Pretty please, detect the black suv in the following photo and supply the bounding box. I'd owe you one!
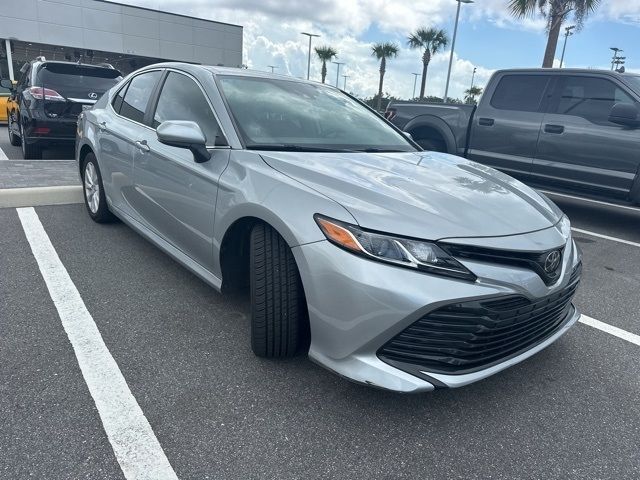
[2,58,122,159]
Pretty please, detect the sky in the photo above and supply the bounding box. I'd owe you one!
[115,0,640,100]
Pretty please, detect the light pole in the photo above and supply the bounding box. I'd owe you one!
[267,65,278,73]
[411,73,421,99]
[332,61,345,87]
[610,47,622,71]
[559,25,575,68]
[342,75,349,90]
[301,32,320,80]
[444,0,473,103]
[470,66,476,91]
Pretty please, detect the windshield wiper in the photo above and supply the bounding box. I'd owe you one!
[351,148,407,153]
[246,144,357,153]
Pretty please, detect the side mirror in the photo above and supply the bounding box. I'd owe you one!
[156,120,211,163]
[609,103,640,128]
[0,78,14,90]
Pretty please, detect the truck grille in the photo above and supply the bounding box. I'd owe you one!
[378,263,581,375]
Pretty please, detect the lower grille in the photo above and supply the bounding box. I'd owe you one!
[378,265,581,375]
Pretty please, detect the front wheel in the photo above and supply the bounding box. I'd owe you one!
[250,223,309,358]
[82,153,115,223]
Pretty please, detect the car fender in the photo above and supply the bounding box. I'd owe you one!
[403,115,458,154]
[212,152,357,277]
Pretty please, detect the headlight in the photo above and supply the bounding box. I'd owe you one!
[314,215,476,281]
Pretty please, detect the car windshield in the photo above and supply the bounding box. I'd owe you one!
[37,64,122,99]
[218,75,416,152]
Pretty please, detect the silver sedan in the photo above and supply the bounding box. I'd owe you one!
[76,63,582,393]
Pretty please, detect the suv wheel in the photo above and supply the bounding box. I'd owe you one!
[20,122,41,159]
[82,153,115,223]
[8,113,20,146]
[249,223,309,358]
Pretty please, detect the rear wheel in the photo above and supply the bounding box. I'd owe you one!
[416,138,446,152]
[82,153,115,223]
[7,113,20,146]
[20,122,41,159]
[249,223,309,358]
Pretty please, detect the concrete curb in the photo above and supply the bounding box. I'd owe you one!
[0,185,83,208]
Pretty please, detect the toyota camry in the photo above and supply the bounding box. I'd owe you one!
[76,63,582,393]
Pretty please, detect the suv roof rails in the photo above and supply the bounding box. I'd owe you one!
[95,62,116,69]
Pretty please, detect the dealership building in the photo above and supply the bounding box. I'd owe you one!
[0,0,243,82]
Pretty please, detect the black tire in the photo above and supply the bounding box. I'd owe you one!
[82,153,116,223]
[20,122,41,159]
[250,223,309,358]
[8,113,20,146]
[416,138,446,152]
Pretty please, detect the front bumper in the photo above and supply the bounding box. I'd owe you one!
[293,233,581,393]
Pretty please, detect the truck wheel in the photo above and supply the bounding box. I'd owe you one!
[416,138,446,153]
[250,223,309,358]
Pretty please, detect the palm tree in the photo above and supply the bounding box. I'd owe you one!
[407,28,448,100]
[464,86,483,104]
[508,0,600,68]
[371,42,399,111]
[314,46,338,83]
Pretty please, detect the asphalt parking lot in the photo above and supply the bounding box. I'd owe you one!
[1,129,639,479]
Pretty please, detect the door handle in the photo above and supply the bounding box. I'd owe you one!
[135,140,150,153]
[544,124,564,134]
[478,117,494,126]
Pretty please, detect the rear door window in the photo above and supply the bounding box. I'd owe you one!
[490,75,551,112]
[551,75,636,125]
[119,71,162,124]
[37,64,122,100]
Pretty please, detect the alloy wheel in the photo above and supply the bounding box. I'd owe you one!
[84,162,100,214]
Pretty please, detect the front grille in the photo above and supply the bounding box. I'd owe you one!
[441,243,565,286]
[378,264,581,375]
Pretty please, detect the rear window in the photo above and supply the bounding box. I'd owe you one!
[36,64,122,98]
[490,75,551,112]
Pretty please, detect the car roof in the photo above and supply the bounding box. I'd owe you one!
[134,62,333,87]
[492,67,631,77]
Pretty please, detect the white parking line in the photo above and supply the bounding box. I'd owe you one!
[541,190,640,213]
[17,207,178,480]
[0,145,8,160]
[572,227,640,249]
[580,315,640,347]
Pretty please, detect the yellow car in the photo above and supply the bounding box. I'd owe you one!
[0,80,15,123]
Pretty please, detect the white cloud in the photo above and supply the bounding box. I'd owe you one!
[111,0,640,100]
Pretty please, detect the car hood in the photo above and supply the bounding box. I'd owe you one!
[260,151,563,240]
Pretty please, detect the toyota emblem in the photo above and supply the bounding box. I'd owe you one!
[88,92,98,99]
[544,250,562,274]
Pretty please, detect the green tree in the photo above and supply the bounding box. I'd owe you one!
[508,0,600,68]
[314,45,338,83]
[371,42,399,111]
[407,27,448,100]
[464,86,483,104]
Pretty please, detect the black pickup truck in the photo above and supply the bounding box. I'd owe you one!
[386,68,640,205]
